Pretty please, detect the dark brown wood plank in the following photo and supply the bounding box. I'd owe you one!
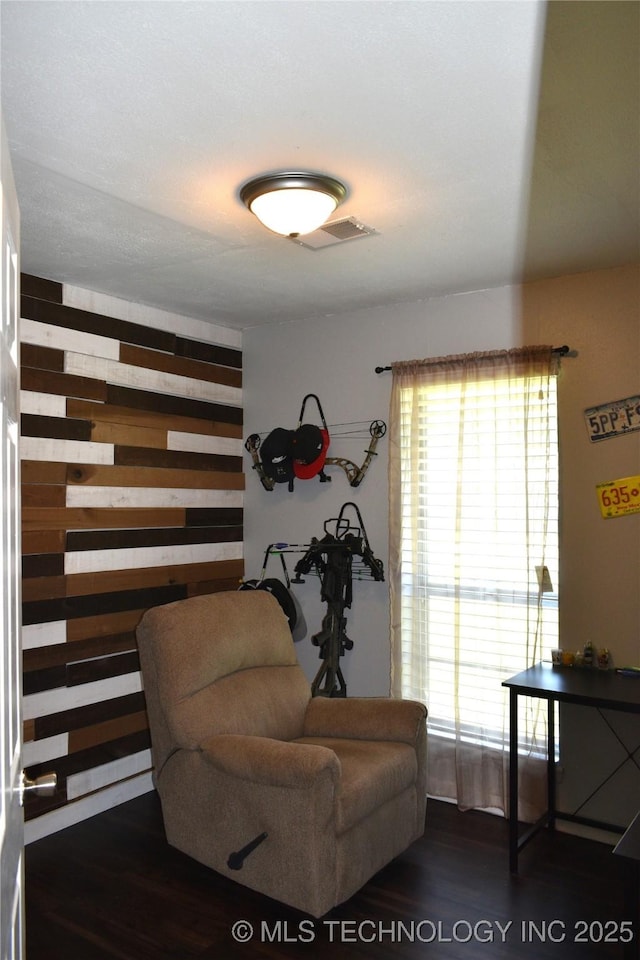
[21,342,65,372]
[21,295,175,352]
[23,632,137,672]
[175,335,242,370]
[108,384,243,426]
[22,583,187,626]
[22,554,65,579]
[66,524,243,552]
[114,444,243,473]
[20,367,108,401]
[23,644,140,695]
[33,691,146,740]
[21,274,63,302]
[185,507,243,527]
[23,664,67,696]
[67,651,140,687]
[120,343,242,389]
[24,651,140,694]
[21,413,92,441]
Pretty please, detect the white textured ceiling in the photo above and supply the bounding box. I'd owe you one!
[1,1,638,330]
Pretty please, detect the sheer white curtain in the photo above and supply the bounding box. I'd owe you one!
[389,346,560,821]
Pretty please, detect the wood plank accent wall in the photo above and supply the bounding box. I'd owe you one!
[20,274,244,842]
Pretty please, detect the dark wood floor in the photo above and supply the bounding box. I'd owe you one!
[25,792,634,960]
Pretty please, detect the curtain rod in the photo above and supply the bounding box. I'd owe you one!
[374,345,571,374]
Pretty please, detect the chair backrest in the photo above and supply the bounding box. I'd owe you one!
[137,591,311,773]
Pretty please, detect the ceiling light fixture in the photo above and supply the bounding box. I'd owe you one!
[240,172,347,238]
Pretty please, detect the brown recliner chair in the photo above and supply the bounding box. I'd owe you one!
[136,590,427,917]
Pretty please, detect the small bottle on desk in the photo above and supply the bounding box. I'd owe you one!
[583,640,594,668]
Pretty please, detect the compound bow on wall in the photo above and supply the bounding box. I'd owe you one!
[245,418,387,491]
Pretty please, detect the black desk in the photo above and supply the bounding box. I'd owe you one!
[502,662,640,873]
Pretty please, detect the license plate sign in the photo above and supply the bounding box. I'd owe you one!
[585,395,640,442]
[596,475,640,518]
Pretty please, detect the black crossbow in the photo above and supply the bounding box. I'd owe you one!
[244,418,386,490]
[292,503,384,697]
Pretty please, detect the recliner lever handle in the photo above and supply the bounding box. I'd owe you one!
[227,832,268,870]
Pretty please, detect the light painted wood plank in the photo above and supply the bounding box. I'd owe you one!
[22,621,67,650]
[21,316,120,360]
[22,506,185,531]
[65,352,241,406]
[167,430,243,456]
[23,672,143,722]
[20,437,115,465]
[66,486,244,509]
[66,749,152,801]
[66,463,243,489]
[20,390,66,417]
[24,770,154,843]
[67,398,243,439]
[23,734,69,767]
[63,284,242,349]
[64,540,243,575]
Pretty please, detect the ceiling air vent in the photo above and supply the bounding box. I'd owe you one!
[292,216,377,250]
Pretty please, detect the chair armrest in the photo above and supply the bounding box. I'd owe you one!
[302,697,427,746]
[200,733,340,788]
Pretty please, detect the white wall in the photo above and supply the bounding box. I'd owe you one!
[244,263,640,825]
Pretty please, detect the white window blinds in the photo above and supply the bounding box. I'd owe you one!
[389,347,560,817]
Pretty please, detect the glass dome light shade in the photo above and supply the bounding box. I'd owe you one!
[240,173,347,238]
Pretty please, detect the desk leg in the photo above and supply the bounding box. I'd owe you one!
[547,698,555,831]
[509,687,519,873]
[622,858,639,960]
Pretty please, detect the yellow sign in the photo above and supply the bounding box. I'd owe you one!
[596,475,640,518]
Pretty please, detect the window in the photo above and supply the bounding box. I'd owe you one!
[389,347,560,816]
